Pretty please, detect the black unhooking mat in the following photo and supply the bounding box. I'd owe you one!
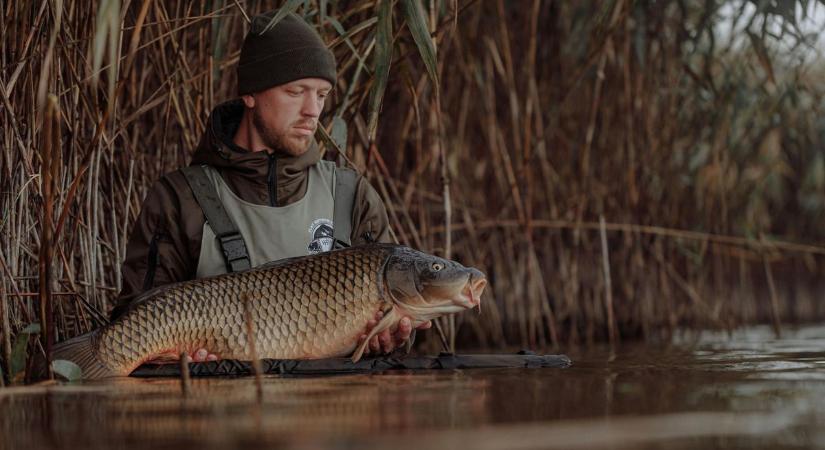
[130,351,571,377]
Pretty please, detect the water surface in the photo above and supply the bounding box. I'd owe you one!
[2,325,824,449]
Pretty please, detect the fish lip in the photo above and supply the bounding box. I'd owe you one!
[455,276,487,308]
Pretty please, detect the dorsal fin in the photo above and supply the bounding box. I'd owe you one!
[120,280,186,317]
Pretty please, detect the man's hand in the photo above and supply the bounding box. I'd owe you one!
[359,311,432,355]
[144,348,218,364]
[190,348,218,362]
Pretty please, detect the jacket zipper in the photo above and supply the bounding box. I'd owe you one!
[267,153,278,206]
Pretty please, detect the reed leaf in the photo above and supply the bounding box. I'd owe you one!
[10,324,39,384]
[211,0,230,65]
[259,0,304,34]
[316,121,343,156]
[35,0,63,111]
[331,115,348,154]
[368,0,394,141]
[401,0,439,90]
[91,0,121,100]
[51,360,83,382]
[325,15,372,74]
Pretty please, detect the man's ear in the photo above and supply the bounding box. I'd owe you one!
[241,94,255,108]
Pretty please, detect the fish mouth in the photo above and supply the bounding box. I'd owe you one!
[455,273,487,309]
[389,267,488,320]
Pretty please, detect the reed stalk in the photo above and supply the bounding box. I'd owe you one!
[599,216,617,346]
[761,237,783,338]
[1,286,8,387]
[38,95,60,378]
[179,352,191,397]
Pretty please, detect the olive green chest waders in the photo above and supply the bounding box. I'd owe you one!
[181,160,358,278]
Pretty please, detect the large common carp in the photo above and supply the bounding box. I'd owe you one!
[53,244,487,379]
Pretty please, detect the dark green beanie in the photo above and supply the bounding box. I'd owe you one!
[237,12,336,95]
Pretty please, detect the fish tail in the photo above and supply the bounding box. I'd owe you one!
[53,331,116,379]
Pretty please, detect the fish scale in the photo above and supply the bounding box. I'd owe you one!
[85,246,391,376]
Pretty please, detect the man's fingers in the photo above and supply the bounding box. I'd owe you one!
[191,348,218,362]
[394,317,412,343]
[362,312,424,355]
[193,348,208,362]
[379,329,393,353]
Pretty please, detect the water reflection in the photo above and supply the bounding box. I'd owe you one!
[3,325,825,449]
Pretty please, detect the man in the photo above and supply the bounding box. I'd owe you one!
[112,11,429,361]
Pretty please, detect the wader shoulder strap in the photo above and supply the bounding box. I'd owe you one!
[332,166,358,248]
[181,165,251,273]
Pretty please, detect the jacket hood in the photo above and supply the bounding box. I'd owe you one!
[190,99,321,184]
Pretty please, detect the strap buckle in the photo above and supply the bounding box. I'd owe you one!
[217,232,251,272]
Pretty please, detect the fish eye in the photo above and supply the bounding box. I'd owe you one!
[431,263,444,271]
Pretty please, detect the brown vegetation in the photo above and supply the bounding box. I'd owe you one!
[1,0,824,383]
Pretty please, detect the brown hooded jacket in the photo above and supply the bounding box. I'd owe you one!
[111,100,391,319]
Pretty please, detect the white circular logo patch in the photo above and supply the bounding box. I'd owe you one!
[308,218,334,254]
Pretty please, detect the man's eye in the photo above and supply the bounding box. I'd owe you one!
[287,90,302,96]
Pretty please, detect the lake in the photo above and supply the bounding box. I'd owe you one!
[2,324,824,449]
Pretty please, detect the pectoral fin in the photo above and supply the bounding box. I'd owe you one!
[351,308,400,363]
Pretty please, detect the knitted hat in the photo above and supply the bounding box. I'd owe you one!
[237,12,336,95]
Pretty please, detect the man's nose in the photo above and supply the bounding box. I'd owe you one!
[301,92,323,117]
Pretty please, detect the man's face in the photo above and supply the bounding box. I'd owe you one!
[246,78,332,156]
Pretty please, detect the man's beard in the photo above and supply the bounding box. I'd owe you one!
[252,110,312,156]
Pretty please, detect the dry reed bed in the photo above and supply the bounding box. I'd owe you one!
[1,0,824,382]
